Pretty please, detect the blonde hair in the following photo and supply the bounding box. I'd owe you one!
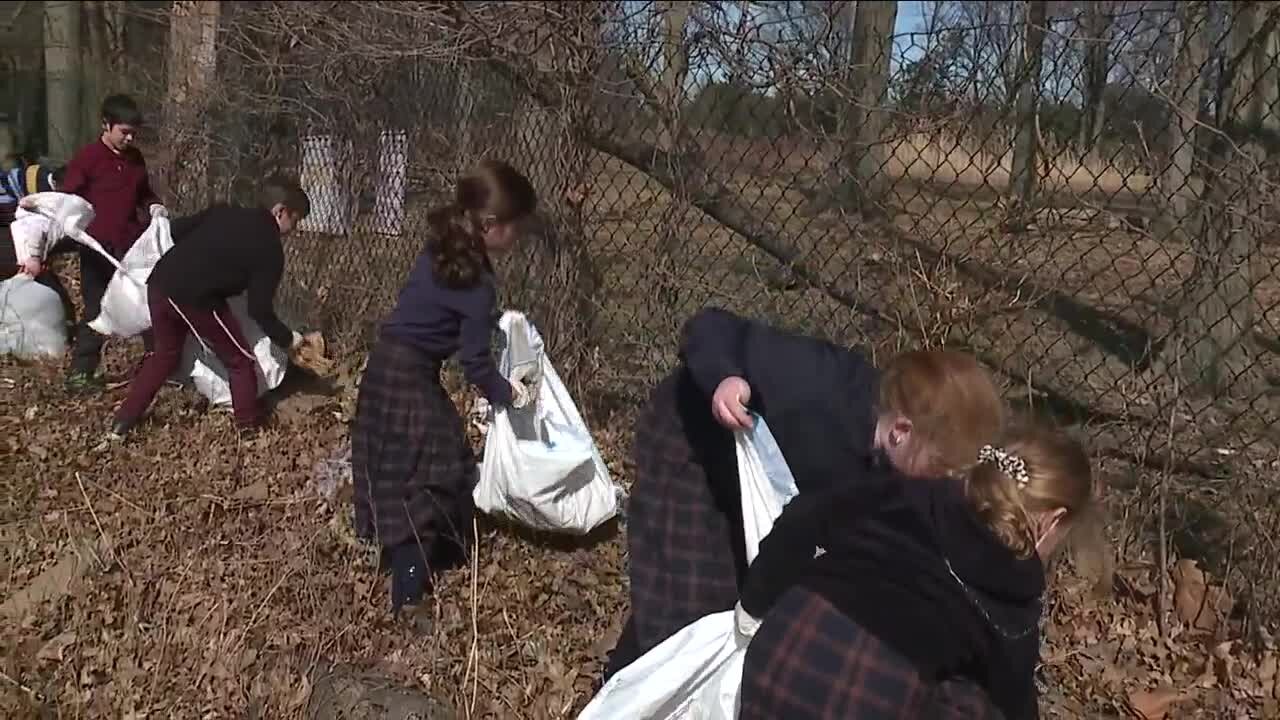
[878,350,1005,478]
[966,423,1100,561]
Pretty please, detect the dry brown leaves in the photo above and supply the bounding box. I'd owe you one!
[0,349,1274,718]
[291,332,335,377]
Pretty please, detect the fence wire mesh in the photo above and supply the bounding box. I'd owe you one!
[130,0,1280,608]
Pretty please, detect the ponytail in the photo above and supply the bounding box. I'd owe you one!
[964,424,1098,563]
[426,202,488,289]
[425,161,537,290]
[966,461,1039,558]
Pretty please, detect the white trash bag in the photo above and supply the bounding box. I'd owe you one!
[0,276,67,359]
[88,215,173,338]
[474,311,620,534]
[176,295,289,406]
[16,192,96,251]
[577,415,799,720]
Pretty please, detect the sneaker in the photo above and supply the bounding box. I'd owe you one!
[65,371,105,394]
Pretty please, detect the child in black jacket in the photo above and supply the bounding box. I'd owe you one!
[111,176,311,438]
[735,424,1102,720]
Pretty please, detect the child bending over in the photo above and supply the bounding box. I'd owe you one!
[110,175,311,440]
[735,423,1105,720]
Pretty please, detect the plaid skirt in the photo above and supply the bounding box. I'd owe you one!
[741,588,1007,720]
[609,368,745,676]
[351,334,476,555]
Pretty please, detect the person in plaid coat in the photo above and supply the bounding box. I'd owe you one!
[606,309,1006,677]
[351,159,538,613]
[734,424,1102,719]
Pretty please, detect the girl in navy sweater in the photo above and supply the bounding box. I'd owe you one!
[734,423,1104,719]
[607,309,1007,677]
[352,160,537,612]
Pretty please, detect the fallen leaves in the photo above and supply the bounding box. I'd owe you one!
[291,332,334,376]
[1172,559,1233,635]
[0,539,99,620]
[1,354,1275,718]
[36,632,78,664]
[1126,685,1185,719]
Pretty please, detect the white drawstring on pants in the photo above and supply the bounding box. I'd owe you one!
[167,299,255,361]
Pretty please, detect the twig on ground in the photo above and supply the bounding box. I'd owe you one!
[75,472,131,579]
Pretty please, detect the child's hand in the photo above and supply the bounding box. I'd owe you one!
[509,379,531,409]
[18,196,37,211]
[712,376,753,431]
[18,257,42,277]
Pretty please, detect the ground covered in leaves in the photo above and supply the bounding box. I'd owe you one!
[0,346,1276,719]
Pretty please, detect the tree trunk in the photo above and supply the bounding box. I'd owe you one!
[1157,1,1208,241]
[1077,3,1112,156]
[164,0,220,210]
[654,0,693,326]
[1162,3,1275,397]
[43,0,82,161]
[82,1,115,144]
[1258,24,1280,135]
[501,5,600,380]
[1006,0,1048,230]
[839,0,898,216]
[1169,141,1265,397]
[1225,2,1280,135]
[657,0,692,152]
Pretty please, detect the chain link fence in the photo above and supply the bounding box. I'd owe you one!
[138,1,1280,609]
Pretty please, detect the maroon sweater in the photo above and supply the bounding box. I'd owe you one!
[62,140,159,254]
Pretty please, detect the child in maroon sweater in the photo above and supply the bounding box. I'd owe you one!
[62,94,166,392]
[110,176,310,440]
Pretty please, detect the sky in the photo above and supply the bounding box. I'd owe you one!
[893,1,932,69]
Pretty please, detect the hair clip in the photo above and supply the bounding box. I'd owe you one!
[978,445,1031,488]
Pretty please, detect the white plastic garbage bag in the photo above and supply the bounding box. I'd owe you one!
[88,215,173,338]
[576,415,799,720]
[16,192,96,254]
[474,311,620,534]
[177,295,289,406]
[0,275,67,359]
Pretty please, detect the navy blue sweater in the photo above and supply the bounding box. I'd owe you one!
[382,251,512,406]
[678,308,881,494]
[741,474,1045,720]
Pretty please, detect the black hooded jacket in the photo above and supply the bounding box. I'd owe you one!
[740,471,1045,719]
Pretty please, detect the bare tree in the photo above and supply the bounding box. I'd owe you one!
[1158,0,1207,230]
[657,0,693,150]
[43,0,82,161]
[1164,1,1269,397]
[839,0,898,215]
[1076,2,1113,155]
[163,0,220,207]
[1225,2,1280,135]
[1006,0,1048,227]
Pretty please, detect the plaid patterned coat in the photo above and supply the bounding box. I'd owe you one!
[351,335,476,558]
[607,368,746,678]
[740,587,1010,720]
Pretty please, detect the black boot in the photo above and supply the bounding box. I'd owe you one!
[389,542,430,612]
